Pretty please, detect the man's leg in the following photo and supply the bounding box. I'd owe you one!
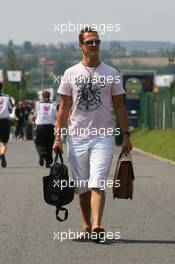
[0,119,10,167]
[89,136,113,230]
[0,142,7,155]
[45,126,55,167]
[68,137,91,230]
[15,123,20,139]
[35,126,47,166]
[79,190,92,229]
[0,142,7,167]
[91,188,105,229]
[18,123,23,140]
[35,126,43,165]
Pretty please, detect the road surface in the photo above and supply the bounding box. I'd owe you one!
[0,140,175,264]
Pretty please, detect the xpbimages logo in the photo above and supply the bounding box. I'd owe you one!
[53,74,121,85]
[53,178,120,191]
[53,21,120,35]
[53,229,121,243]
[54,127,121,138]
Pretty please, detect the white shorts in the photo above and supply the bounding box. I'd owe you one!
[67,136,113,194]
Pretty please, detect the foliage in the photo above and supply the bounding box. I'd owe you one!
[131,129,175,161]
[1,41,175,102]
[3,82,27,104]
[3,48,29,103]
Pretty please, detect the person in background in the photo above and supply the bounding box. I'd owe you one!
[15,101,26,140]
[33,90,57,168]
[0,83,13,167]
[22,101,32,140]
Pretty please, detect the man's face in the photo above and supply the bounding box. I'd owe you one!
[79,32,100,57]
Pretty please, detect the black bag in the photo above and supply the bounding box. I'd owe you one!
[43,152,74,222]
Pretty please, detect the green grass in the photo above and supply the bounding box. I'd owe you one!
[131,129,175,161]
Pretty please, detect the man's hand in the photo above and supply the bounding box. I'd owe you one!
[122,135,132,153]
[53,138,63,154]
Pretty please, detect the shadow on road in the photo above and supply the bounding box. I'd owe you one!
[72,238,175,245]
[110,239,175,244]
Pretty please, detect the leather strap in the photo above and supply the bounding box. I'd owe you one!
[54,152,63,164]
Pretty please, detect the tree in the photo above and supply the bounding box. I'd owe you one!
[23,41,33,53]
[54,55,71,75]
[3,48,28,103]
[168,48,175,64]
[4,48,21,70]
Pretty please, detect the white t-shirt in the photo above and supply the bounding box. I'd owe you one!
[57,62,125,138]
[0,94,12,118]
[34,101,57,125]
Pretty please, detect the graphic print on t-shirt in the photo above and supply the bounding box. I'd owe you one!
[76,75,105,112]
[43,104,50,114]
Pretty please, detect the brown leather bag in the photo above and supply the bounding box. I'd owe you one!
[113,152,135,200]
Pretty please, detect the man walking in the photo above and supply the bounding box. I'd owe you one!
[15,101,26,140]
[33,90,57,168]
[53,27,132,242]
[0,83,13,167]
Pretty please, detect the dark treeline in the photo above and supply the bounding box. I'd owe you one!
[1,40,175,102]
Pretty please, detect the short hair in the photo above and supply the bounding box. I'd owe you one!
[42,90,50,99]
[79,27,98,43]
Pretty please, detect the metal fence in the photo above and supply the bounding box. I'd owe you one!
[139,86,175,129]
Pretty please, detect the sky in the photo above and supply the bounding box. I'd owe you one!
[0,0,174,44]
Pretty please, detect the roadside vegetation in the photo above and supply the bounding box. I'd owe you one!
[131,129,175,161]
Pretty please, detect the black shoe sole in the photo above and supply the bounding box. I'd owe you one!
[39,153,45,166]
[39,159,44,166]
[91,228,106,243]
[1,155,7,168]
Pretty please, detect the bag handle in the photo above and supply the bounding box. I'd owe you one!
[119,151,128,159]
[121,148,130,154]
[54,151,63,164]
[119,150,132,162]
[56,206,68,222]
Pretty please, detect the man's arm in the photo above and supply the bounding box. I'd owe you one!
[53,95,71,153]
[32,104,38,124]
[112,95,132,152]
[8,97,13,113]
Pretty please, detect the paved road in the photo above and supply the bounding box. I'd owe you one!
[0,140,175,264]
